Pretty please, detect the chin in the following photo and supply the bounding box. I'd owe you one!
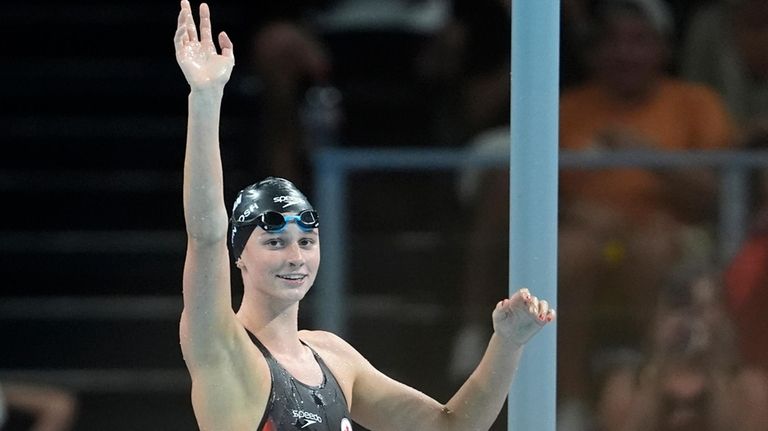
[271,282,313,302]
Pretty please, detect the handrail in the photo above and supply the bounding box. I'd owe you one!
[311,147,768,336]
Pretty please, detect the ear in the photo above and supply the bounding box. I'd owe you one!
[235,257,245,269]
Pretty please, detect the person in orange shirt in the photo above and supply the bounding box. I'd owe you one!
[557,0,735,423]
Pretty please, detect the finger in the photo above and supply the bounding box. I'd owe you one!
[519,288,531,304]
[506,288,530,308]
[183,0,198,43]
[537,300,549,321]
[174,21,189,52]
[177,4,186,30]
[199,3,215,54]
[495,298,509,311]
[528,295,539,315]
[545,308,556,322]
[219,31,234,61]
[175,3,190,47]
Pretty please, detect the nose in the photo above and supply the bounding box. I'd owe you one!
[285,242,305,267]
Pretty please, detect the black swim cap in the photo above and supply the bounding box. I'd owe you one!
[230,177,315,260]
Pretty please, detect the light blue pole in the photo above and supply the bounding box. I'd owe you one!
[508,1,559,431]
[312,152,349,337]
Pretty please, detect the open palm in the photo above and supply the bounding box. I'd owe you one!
[174,0,234,90]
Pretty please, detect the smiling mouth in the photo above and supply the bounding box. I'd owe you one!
[277,274,308,281]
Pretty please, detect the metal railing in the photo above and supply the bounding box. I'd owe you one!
[311,147,768,335]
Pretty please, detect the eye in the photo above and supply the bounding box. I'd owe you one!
[298,238,316,248]
[263,238,284,248]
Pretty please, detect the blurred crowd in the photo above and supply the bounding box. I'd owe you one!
[237,0,768,430]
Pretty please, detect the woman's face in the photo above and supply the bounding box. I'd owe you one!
[239,222,320,303]
[591,12,667,98]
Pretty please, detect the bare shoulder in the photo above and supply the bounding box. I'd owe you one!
[299,329,364,361]
[299,330,364,409]
[298,330,375,380]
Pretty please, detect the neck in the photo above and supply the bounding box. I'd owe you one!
[236,291,305,356]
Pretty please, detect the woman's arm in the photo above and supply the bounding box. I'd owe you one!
[174,0,238,365]
[348,289,554,431]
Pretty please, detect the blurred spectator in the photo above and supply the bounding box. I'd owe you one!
[723,133,768,374]
[0,382,77,431]
[445,0,598,387]
[447,5,736,428]
[561,0,593,89]
[557,0,734,419]
[245,1,336,190]
[248,0,517,186]
[595,266,768,431]
[724,209,768,374]
[447,127,510,385]
[417,0,510,146]
[680,0,768,132]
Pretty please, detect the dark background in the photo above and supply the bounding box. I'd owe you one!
[1,1,469,429]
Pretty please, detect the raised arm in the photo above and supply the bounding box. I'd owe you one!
[174,0,237,363]
[348,288,554,431]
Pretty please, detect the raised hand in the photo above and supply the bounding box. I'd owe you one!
[174,0,234,90]
[492,288,555,347]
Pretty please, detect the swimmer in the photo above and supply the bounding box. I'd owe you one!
[174,2,556,430]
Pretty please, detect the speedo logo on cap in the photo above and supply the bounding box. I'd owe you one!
[274,195,304,208]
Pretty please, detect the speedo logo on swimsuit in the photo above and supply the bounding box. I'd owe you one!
[292,409,322,428]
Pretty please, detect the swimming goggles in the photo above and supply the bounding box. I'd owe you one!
[251,210,319,233]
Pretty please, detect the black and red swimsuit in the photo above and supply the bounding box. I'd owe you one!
[247,331,354,431]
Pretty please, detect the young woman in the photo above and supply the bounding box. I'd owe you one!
[173,1,555,430]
